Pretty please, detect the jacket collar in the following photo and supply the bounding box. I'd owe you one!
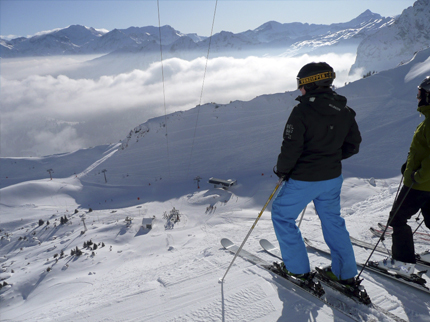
[295,88,334,103]
[418,104,430,117]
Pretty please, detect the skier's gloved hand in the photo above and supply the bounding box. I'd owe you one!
[273,166,290,181]
[401,162,406,175]
[411,171,419,184]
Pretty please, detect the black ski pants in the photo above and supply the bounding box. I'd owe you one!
[389,185,430,263]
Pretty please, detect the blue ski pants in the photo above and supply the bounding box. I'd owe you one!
[271,175,357,280]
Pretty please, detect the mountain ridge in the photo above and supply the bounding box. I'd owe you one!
[351,0,430,74]
[0,9,391,60]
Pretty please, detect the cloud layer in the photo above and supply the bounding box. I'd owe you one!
[1,53,359,157]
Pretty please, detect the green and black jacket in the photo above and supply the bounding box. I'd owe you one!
[404,104,430,191]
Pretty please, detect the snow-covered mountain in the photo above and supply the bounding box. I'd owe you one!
[1,44,430,321]
[4,0,430,78]
[351,0,430,75]
[20,10,399,80]
[1,10,394,68]
[280,10,395,57]
[0,25,106,57]
[0,25,204,58]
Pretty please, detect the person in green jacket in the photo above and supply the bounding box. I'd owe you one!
[378,76,430,276]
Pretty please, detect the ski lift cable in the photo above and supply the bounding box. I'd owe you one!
[157,0,172,179]
[186,0,218,177]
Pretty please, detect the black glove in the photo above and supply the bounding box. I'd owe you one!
[401,162,406,175]
[273,166,290,181]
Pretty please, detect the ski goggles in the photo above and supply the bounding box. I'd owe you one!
[297,71,336,89]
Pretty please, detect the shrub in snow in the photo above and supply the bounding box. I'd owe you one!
[60,216,69,225]
[38,219,44,226]
[74,247,83,256]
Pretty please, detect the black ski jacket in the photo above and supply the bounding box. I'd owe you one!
[276,88,361,181]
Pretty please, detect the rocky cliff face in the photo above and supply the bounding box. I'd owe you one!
[350,0,430,76]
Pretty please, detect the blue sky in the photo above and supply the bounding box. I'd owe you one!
[0,0,417,39]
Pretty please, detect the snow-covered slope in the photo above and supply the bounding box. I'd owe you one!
[2,169,429,322]
[58,47,430,199]
[2,6,430,322]
[1,70,430,322]
[351,0,430,75]
[2,46,429,193]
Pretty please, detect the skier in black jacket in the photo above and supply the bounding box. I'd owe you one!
[272,62,362,284]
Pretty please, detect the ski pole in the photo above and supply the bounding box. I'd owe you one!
[220,176,284,282]
[297,205,307,229]
[413,216,425,236]
[380,182,415,241]
[357,183,414,279]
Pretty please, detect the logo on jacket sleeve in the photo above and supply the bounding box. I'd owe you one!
[285,124,294,139]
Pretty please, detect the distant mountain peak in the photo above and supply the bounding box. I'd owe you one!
[357,9,380,18]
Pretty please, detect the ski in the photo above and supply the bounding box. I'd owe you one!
[223,238,405,322]
[370,227,392,237]
[303,238,430,295]
[259,238,282,260]
[377,222,430,240]
[221,238,324,298]
[349,235,391,255]
[371,226,430,242]
[260,240,372,305]
[349,235,430,269]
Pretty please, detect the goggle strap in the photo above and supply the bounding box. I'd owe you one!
[297,71,336,88]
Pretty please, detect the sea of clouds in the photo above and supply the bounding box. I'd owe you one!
[0,53,361,157]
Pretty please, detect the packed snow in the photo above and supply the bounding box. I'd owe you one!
[2,4,430,321]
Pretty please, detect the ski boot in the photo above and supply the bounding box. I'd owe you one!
[371,258,427,286]
[315,266,371,305]
[269,262,325,297]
